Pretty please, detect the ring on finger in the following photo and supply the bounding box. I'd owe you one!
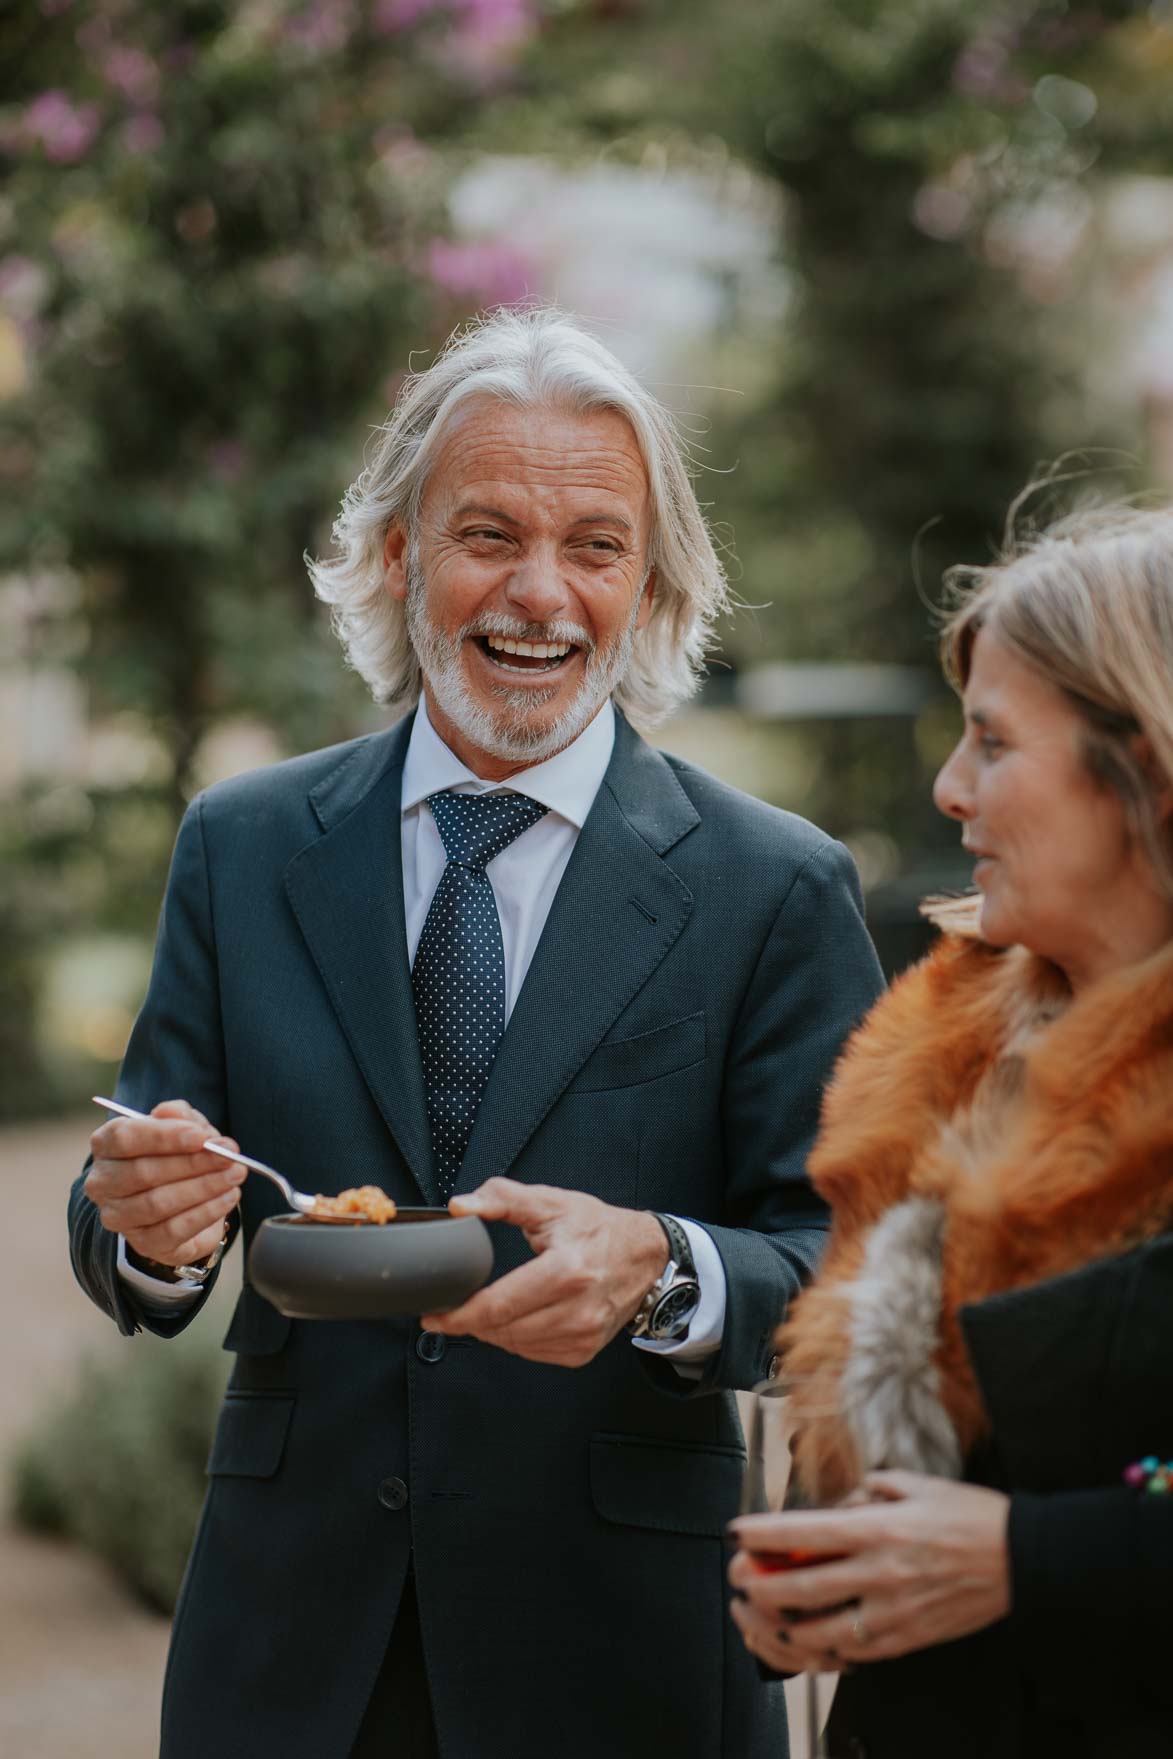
[851,1612,871,1645]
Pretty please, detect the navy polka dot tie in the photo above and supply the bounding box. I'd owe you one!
[412,790,549,1196]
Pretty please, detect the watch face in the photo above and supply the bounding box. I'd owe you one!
[649,1281,701,1340]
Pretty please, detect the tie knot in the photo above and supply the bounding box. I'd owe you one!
[427,790,549,872]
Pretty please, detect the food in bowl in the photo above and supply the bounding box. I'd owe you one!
[310,1185,398,1224]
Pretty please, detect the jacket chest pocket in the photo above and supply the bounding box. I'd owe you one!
[568,1012,705,1094]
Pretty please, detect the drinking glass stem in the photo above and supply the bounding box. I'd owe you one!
[807,1671,826,1758]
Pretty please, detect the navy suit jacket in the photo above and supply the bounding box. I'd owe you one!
[69,709,883,1759]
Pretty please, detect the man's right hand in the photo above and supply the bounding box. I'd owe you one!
[86,1099,245,1271]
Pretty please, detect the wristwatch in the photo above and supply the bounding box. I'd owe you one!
[628,1213,702,1342]
[128,1219,230,1287]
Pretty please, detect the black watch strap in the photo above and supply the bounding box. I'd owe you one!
[652,1212,696,1279]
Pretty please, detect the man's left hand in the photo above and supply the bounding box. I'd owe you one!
[420,1178,668,1366]
[727,1473,1011,1673]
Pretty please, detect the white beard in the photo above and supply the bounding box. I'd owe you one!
[403,549,643,765]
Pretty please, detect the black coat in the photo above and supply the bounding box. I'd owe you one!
[68,711,883,1759]
[826,1234,1173,1759]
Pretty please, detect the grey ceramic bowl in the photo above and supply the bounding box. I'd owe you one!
[247,1209,494,1320]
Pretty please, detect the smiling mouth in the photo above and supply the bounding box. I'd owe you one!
[472,634,584,675]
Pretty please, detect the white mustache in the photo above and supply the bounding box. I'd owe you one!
[460,611,595,653]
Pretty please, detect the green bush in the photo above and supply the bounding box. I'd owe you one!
[10,1327,228,1615]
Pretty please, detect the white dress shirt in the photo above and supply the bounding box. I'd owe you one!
[119,696,727,1371]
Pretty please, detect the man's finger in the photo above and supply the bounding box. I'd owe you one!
[86,1143,243,1203]
[90,1116,215,1163]
[125,1186,241,1261]
[96,1163,246,1232]
[423,1252,582,1334]
[448,1178,568,1229]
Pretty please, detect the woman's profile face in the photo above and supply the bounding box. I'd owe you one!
[933,626,1139,970]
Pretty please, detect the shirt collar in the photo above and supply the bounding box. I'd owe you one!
[400,695,616,832]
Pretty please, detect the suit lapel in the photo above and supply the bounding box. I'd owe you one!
[283,717,440,1203]
[454,717,700,1192]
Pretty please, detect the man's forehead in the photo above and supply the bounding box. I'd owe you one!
[425,400,649,508]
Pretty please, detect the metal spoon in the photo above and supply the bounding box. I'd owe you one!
[91,1096,360,1223]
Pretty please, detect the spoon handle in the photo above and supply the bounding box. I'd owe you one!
[202,1139,307,1210]
[92,1095,154,1123]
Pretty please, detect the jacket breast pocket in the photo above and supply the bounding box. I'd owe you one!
[589,1432,745,1537]
[569,1012,705,1094]
[207,1391,295,1479]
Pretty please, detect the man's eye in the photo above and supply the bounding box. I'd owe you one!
[466,529,508,543]
[978,734,1004,755]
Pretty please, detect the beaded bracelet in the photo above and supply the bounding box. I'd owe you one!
[1123,1457,1173,1493]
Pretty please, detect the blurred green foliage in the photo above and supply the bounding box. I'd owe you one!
[0,0,522,1116]
[5,0,1173,1109]
[10,1327,229,1614]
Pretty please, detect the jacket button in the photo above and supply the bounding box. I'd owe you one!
[378,1476,408,1511]
[416,1330,447,1363]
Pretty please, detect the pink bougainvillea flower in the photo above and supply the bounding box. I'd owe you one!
[23,90,101,163]
[426,238,536,307]
[102,45,159,104]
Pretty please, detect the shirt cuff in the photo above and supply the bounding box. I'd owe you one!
[630,1216,726,1376]
[116,1234,204,1314]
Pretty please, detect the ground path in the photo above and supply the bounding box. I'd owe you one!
[0,1116,229,1758]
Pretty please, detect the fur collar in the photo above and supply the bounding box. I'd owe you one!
[783,932,1173,1503]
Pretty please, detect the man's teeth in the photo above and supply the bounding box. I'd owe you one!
[484,636,573,658]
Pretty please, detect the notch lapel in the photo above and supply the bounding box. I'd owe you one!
[454,719,700,1192]
[283,717,440,1204]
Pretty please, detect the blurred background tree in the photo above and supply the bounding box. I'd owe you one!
[0,0,507,1113]
[5,0,1173,1115]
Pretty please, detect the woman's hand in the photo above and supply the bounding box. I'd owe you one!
[728,1472,1011,1673]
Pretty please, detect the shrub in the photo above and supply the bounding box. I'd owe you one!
[10,1327,228,1615]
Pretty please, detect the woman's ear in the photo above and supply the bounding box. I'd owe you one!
[1132,733,1173,824]
[383,523,408,603]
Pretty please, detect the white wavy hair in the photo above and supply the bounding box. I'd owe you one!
[306,305,731,725]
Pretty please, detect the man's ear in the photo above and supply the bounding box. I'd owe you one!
[634,566,656,632]
[383,523,409,603]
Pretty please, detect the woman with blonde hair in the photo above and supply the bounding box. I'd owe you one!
[729,503,1173,1759]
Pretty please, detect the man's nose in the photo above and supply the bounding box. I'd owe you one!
[932,742,973,822]
[503,551,571,623]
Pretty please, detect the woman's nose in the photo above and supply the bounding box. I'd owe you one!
[933,743,973,822]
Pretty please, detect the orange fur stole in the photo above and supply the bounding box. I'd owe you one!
[782,932,1173,1503]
